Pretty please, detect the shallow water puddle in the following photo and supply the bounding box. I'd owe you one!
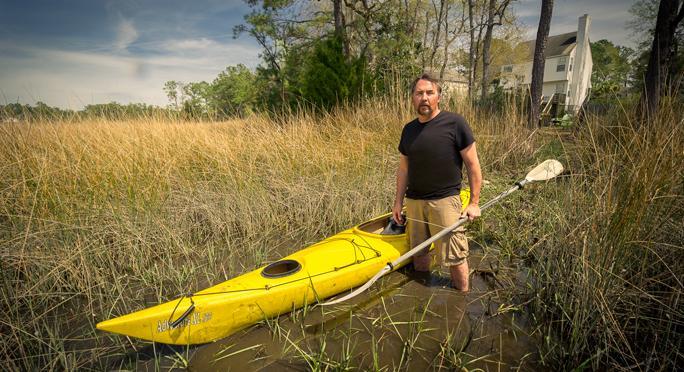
[134,247,540,371]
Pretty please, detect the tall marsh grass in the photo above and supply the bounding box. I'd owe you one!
[1,93,680,370]
[524,100,683,369]
[0,97,533,369]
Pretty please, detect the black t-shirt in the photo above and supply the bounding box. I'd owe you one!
[398,111,475,200]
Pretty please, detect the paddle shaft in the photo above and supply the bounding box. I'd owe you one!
[321,181,527,306]
[321,159,564,306]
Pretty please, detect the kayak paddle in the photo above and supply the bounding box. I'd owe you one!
[320,159,564,306]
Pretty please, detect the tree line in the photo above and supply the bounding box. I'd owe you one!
[164,0,522,117]
[0,102,172,122]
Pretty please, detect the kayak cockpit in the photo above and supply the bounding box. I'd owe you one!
[356,214,405,235]
[261,259,302,278]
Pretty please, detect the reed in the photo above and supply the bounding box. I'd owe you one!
[2,92,680,370]
[505,99,682,369]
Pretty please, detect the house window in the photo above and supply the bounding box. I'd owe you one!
[555,82,566,94]
[557,57,566,72]
[503,65,513,73]
[569,57,573,72]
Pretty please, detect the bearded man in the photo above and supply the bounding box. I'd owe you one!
[392,72,483,292]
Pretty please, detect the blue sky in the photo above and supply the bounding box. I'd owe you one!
[0,0,640,109]
[0,0,261,108]
[514,0,637,47]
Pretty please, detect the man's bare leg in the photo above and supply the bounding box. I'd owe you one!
[450,260,469,292]
[413,254,431,272]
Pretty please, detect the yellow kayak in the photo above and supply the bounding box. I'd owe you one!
[97,190,469,345]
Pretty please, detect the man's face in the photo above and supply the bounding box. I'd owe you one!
[412,79,440,119]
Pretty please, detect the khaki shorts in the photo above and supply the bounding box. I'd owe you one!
[406,194,469,266]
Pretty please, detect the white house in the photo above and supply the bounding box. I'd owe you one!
[500,14,593,114]
[441,70,469,99]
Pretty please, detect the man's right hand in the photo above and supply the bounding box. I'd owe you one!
[392,201,404,225]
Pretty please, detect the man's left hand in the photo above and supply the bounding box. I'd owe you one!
[462,204,481,221]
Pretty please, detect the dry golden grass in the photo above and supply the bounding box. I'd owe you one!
[0,97,532,369]
[1,95,680,370]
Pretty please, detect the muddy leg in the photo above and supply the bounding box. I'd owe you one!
[413,254,431,272]
[450,260,469,292]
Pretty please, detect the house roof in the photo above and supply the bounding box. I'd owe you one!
[518,31,578,59]
[441,70,468,83]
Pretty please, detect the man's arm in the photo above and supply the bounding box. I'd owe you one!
[393,155,409,224]
[460,142,482,220]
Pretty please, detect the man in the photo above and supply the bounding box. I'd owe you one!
[392,72,482,292]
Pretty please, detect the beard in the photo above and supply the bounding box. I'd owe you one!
[417,104,432,116]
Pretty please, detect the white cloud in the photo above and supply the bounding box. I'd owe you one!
[164,37,217,51]
[0,1,266,109]
[115,19,139,51]
[0,40,261,109]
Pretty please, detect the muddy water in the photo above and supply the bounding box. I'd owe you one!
[134,245,539,371]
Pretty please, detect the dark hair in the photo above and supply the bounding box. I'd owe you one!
[410,72,442,95]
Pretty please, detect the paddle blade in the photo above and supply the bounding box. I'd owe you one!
[524,159,564,182]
